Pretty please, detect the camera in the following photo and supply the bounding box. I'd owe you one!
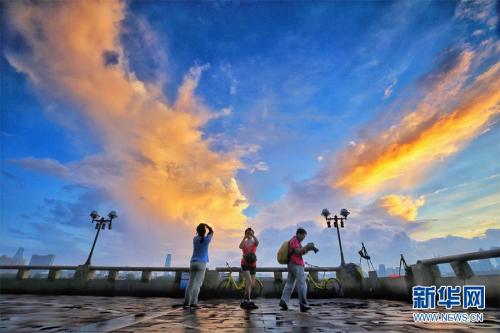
[307,242,319,253]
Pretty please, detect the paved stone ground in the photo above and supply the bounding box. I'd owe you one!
[0,295,498,332]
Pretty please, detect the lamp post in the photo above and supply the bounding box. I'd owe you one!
[321,208,350,266]
[84,210,117,266]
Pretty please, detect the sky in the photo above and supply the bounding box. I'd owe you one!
[1,0,499,270]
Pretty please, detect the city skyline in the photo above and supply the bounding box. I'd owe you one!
[1,1,499,268]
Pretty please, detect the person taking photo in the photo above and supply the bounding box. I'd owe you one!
[239,227,259,310]
[183,223,214,309]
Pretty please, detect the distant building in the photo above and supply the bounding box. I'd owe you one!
[378,264,386,277]
[29,254,55,266]
[470,259,494,272]
[27,254,55,278]
[0,256,13,265]
[13,248,25,263]
[470,247,496,273]
[164,254,173,277]
[0,248,26,265]
[0,248,25,276]
[490,247,500,268]
[165,254,172,267]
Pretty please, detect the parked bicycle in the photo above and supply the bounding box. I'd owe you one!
[218,262,263,297]
[305,262,343,296]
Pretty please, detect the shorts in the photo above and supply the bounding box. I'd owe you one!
[241,264,256,275]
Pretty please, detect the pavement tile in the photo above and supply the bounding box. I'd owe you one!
[0,295,498,332]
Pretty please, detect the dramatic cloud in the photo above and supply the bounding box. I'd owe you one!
[4,1,248,234]
[252,221,500,269]
[333,48,500,195]
[251,45,499,245]
[375,195,425,221]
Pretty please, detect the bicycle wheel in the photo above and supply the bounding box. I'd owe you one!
[218,278,237,295]
[251,279,263,298]
[325,278,343,296]
[306,276,320,291]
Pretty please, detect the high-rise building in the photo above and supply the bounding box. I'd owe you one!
[29,254,55,266]
[378,264,386,277]
[470,259,494,272]
[0,248,25,276]
[165,254,172,267]
[13,248,24,262]
[0,255,13,265]
[490,247,500,268]
[0,248,26,265]
[164,254,172,278]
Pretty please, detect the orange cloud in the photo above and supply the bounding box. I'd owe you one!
[5,1,248,230]
[334,49,500,195]
[376,195,425,221]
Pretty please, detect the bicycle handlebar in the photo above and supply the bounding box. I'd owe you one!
[305,261,319,268]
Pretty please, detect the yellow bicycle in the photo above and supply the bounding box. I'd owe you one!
[305,262,343,296]
[218,262,263,298]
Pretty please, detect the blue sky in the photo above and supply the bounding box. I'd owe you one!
[1,0,499,267]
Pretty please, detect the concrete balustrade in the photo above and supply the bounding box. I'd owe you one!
[1,249,499,305]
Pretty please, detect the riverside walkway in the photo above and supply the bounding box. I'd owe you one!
[1,295,499,332]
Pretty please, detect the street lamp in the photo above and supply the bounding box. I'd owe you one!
[84,210,117,266]
[321,208,350,266]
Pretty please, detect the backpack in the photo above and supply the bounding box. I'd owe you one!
[277,240,291,264]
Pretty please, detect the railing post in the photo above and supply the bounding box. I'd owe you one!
[273,271,283,283]
[73,265,95,284]
[409,263,440,285]
[107,270,119,282]
[141,270,152,282]
[16,268,30,280]
[48,269,61,281]
[450,261,474,280]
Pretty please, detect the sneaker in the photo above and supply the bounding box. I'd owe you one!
[279,299,288,311]
[300,304,311,312]
[182,304,190,309]
[240,300,249,309]
[248,302,259,310]
[190,304,201,309]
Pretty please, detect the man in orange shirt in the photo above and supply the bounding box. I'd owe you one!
[279,228,316,312]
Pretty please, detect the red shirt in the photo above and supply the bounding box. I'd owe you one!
[241,238,257,267]
[289,236,304,266]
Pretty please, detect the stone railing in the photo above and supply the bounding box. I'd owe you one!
[1,249,498,305]
[0,264,344,298]
[378,248,500,304]
[410,248,500,283]
[415,248,500,280]
[0,265,190,282]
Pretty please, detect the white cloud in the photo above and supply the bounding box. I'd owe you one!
[250,161,269,173]
[383,77,398,99]
[9,158,70,178]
